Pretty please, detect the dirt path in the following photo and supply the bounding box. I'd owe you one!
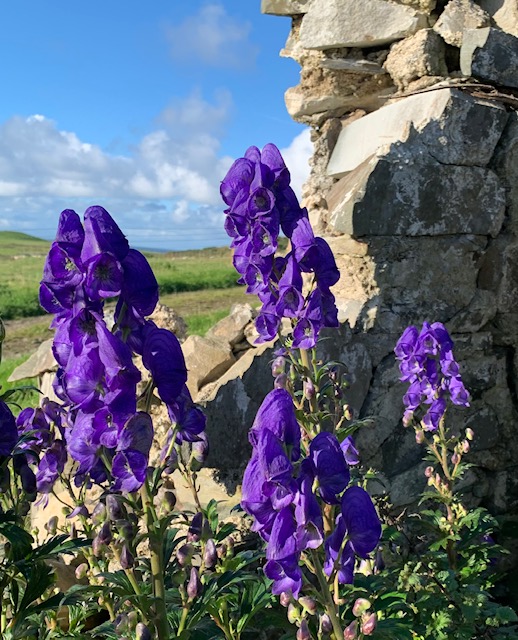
[3,315,52,361]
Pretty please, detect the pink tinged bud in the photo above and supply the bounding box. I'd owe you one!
[462,439,470,453]
[343,620,358,639]
[415,429,425,444]
[274,373,289,390]
[75,563,88,580]
[91,501,107,525]
[271,356,286,377]
[361,612,377,635]
[135,622,152,640]
[203,538,217,569]
[424,466,434,478]
[280,592,291,607]
[465,428,474,441]
[304,379,315,400]
[297,619,311,640]
[45,516,58,535]
[299,596,317,615]
[352,598,371,617]
[177,543,195,567]
[319,613,332,635]
[451,452,460,465]
[216,543,227,559]
[187,567,202,600]
[435,473,442,487]
[92,535,103,558]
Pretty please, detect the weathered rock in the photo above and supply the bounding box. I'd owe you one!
[490,112,518,234]
[461,27,518,88]
[261,0,312,15]
[8,339,56,381]
[433,0,490,47]
[384,29,447,90]
[205,303,254,348]
[182,335,235,396]
[149,303,187,342]
[320,58,386,74]
[299,0,428,49]
[477,0,518,37]
[328,153,505,237]
[327,88,508,177]
[393,0,436,12]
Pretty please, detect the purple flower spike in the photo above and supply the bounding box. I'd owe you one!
[142,322,187,405]
[309,432,350,504]
[341,485,381,558]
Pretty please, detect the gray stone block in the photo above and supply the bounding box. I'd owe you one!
[261,0,311,15]
[433,0,489,47]
[461,27,518,88]
[299,0,427,49]
[328,154,505,237]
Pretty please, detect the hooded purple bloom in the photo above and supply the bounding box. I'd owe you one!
[112,450,148,493]
[264,555,303,599]
[394,326,419,360]
[81,206,129,263]
[276,255,304,319]
[0,401,18,456]
[36,440,67,494]
[324,515,355,584]
[266,507,303,561]
[292,289,323,350]
[341,486,382,558]
[341,436,360,466]
[422,397,447,431]
[249,389,301,461]
[118,249,159,319]
[142,322,187,405]
[166,385,206,442]
[84,253,124,300]
[309,432,350,504]
[294,469,324,550]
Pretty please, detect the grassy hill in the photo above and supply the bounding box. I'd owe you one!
[0,231,250,324]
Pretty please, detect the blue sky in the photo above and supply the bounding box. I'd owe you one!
[0,1,311,249]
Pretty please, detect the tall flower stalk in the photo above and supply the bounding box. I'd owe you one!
[221,145,382,638]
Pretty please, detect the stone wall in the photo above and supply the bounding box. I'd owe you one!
[255,0,518,514]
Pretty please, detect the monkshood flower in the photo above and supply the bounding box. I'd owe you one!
[221,144,340,348]
[394,322,470,430]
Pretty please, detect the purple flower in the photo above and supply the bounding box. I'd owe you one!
[264,555,303,599]
[81,205,129,263]
[292,289,323,350]
[341,436,360,466]
[324,516,355,584]
[249,389,301,461]
[112,450,148,493]
[142,322,187,405]
[309,432,350,504]
[341,486,382,558]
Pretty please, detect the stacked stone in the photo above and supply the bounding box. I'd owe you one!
[210,0,518,513]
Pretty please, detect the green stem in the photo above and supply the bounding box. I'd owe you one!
[310,550,343,639]
[141,480,169,640]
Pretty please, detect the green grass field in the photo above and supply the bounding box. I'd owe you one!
[0,231,253,331]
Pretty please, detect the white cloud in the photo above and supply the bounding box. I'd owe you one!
[280,128,312,200]
[165,3,258,69]
[0,92,237,249]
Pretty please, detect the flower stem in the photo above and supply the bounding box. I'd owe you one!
[310,550,343,639]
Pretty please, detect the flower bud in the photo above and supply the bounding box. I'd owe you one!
[304,379,315,400]
[288,603,301,624]
[415,429,425,444]
[319,613,332,635]
[91,501,107,525]
[135,622,152,640]
[461,439,470,454]
[465,428,474,441]
[188,512,203,542]
[343,405,353,421]
[120,544,134,569]
[361,612,377,636]
[451,452,460,465]
[177,543,195,567]
[216,542,227,559]
[92,535,103,558]
[163,490,177,511]
[97,521,112,545]
[106,494,124,521]
[75,563,89,580]
[187,567,202,600]
[343,620,358,639]
[114,613,129,633]
[299,596,317,615]
[352,598,371,617]
[204,538,217,569]
[271,356,286,377]
[280,592,291,607]
[424,466,434,478]
[274,373,289,390]
[118,519,136,543]
[45,515,58,536]
[297,619,311,640]
[192,433,209,465]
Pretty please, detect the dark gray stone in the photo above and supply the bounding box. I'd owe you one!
[461,27,518,88]
[328,154,505,237]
